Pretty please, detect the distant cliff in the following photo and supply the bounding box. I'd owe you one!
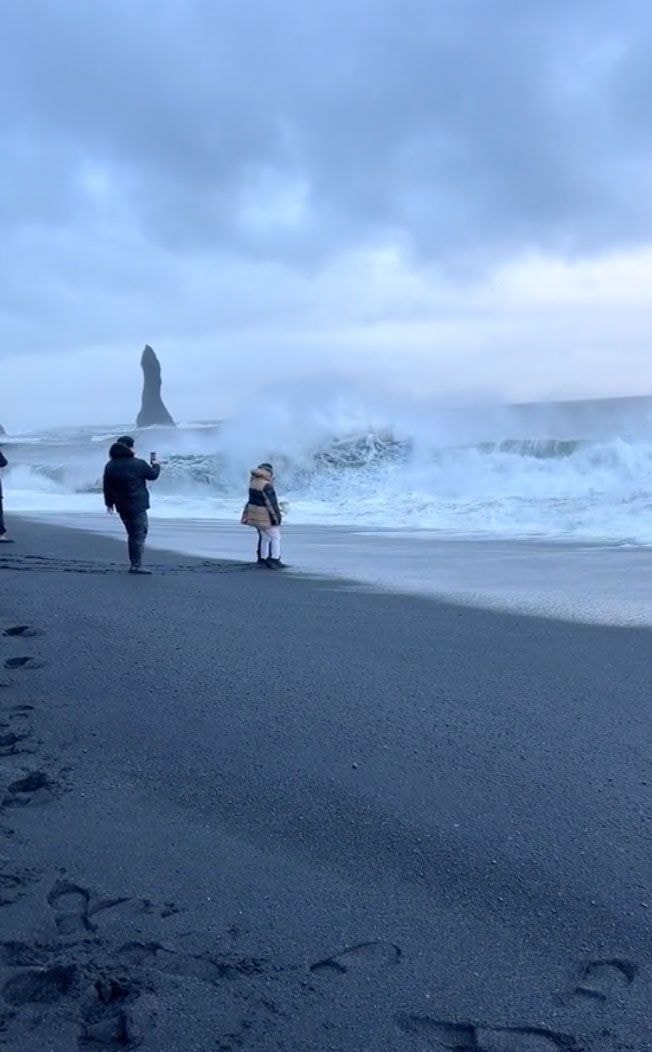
[0,424,5,436]
[136,345,176,428]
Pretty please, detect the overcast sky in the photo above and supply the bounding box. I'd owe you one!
[2,0,652,429]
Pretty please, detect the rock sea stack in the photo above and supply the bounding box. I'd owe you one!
[136,345,175,428]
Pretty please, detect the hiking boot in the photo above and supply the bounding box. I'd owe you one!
[256,557,267,566]
[265,558,286,570]
[129,566,152,576]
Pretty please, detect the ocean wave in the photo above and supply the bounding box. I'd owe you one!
[4,392,652,543]
[477,438,586,458]
[3,427,652,541]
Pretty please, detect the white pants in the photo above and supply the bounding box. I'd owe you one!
[259,526,281,560]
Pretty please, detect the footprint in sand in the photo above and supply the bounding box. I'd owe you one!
[79,1009,139,1049]
[571,958,638,1004]
[47,878,181,935]
[3,769,55,807]
[3,626,43,639]
[80,974,142,1050]
[0,941,46,968]
[119,940,264,984]
[4,705,34,721]
[395,1014,579,1051]
[2,964,77,1006]
[0,873,27,907]
[0,730,33,757]
[0,730,25,745]
[0,707,35,742]
[310,939,402,976]
[47,880,99,934]
[0,865,40,908]
[3,657,46,671]
[1,953,141,1050]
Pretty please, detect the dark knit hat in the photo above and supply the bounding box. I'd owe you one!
[116,435,135,448]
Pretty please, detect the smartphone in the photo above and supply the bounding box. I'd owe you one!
[150,451,157,463]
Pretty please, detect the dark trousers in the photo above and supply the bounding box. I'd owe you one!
[119,510,148,568]
[0,497,5,535]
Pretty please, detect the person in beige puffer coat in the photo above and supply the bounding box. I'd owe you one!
[241,463,285,568]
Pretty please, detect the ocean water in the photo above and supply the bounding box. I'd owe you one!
[3,393,652,545]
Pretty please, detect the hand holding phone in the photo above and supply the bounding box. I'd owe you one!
[150,451,157,464]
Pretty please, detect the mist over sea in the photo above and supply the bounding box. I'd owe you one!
[3,392,652,545]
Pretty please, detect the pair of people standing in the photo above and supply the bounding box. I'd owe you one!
[242,463,285,569]
[104,440,285,573]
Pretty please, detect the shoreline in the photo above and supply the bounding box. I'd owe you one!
[14,509,652,627]
[0,519,649,1049]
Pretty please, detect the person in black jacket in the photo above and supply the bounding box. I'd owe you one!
[103,436,161,574]
[0,448,12,543]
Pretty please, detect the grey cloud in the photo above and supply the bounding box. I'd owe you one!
[2,0,651,265]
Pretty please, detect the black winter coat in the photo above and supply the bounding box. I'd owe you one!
[0,450,7,498]
[103,443,160,515]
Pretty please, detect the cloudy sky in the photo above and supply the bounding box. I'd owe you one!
[2,0,652,429]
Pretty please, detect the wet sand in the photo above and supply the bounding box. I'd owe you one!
[31,510,652,626]
[0,519,649,1050]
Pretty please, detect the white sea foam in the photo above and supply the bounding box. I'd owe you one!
[3,393,652,543]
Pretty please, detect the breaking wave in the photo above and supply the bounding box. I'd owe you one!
[3,394,652,544]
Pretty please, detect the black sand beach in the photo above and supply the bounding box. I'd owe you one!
[0,520,649,1051]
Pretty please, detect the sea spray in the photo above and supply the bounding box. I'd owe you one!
[3,390,652,543]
